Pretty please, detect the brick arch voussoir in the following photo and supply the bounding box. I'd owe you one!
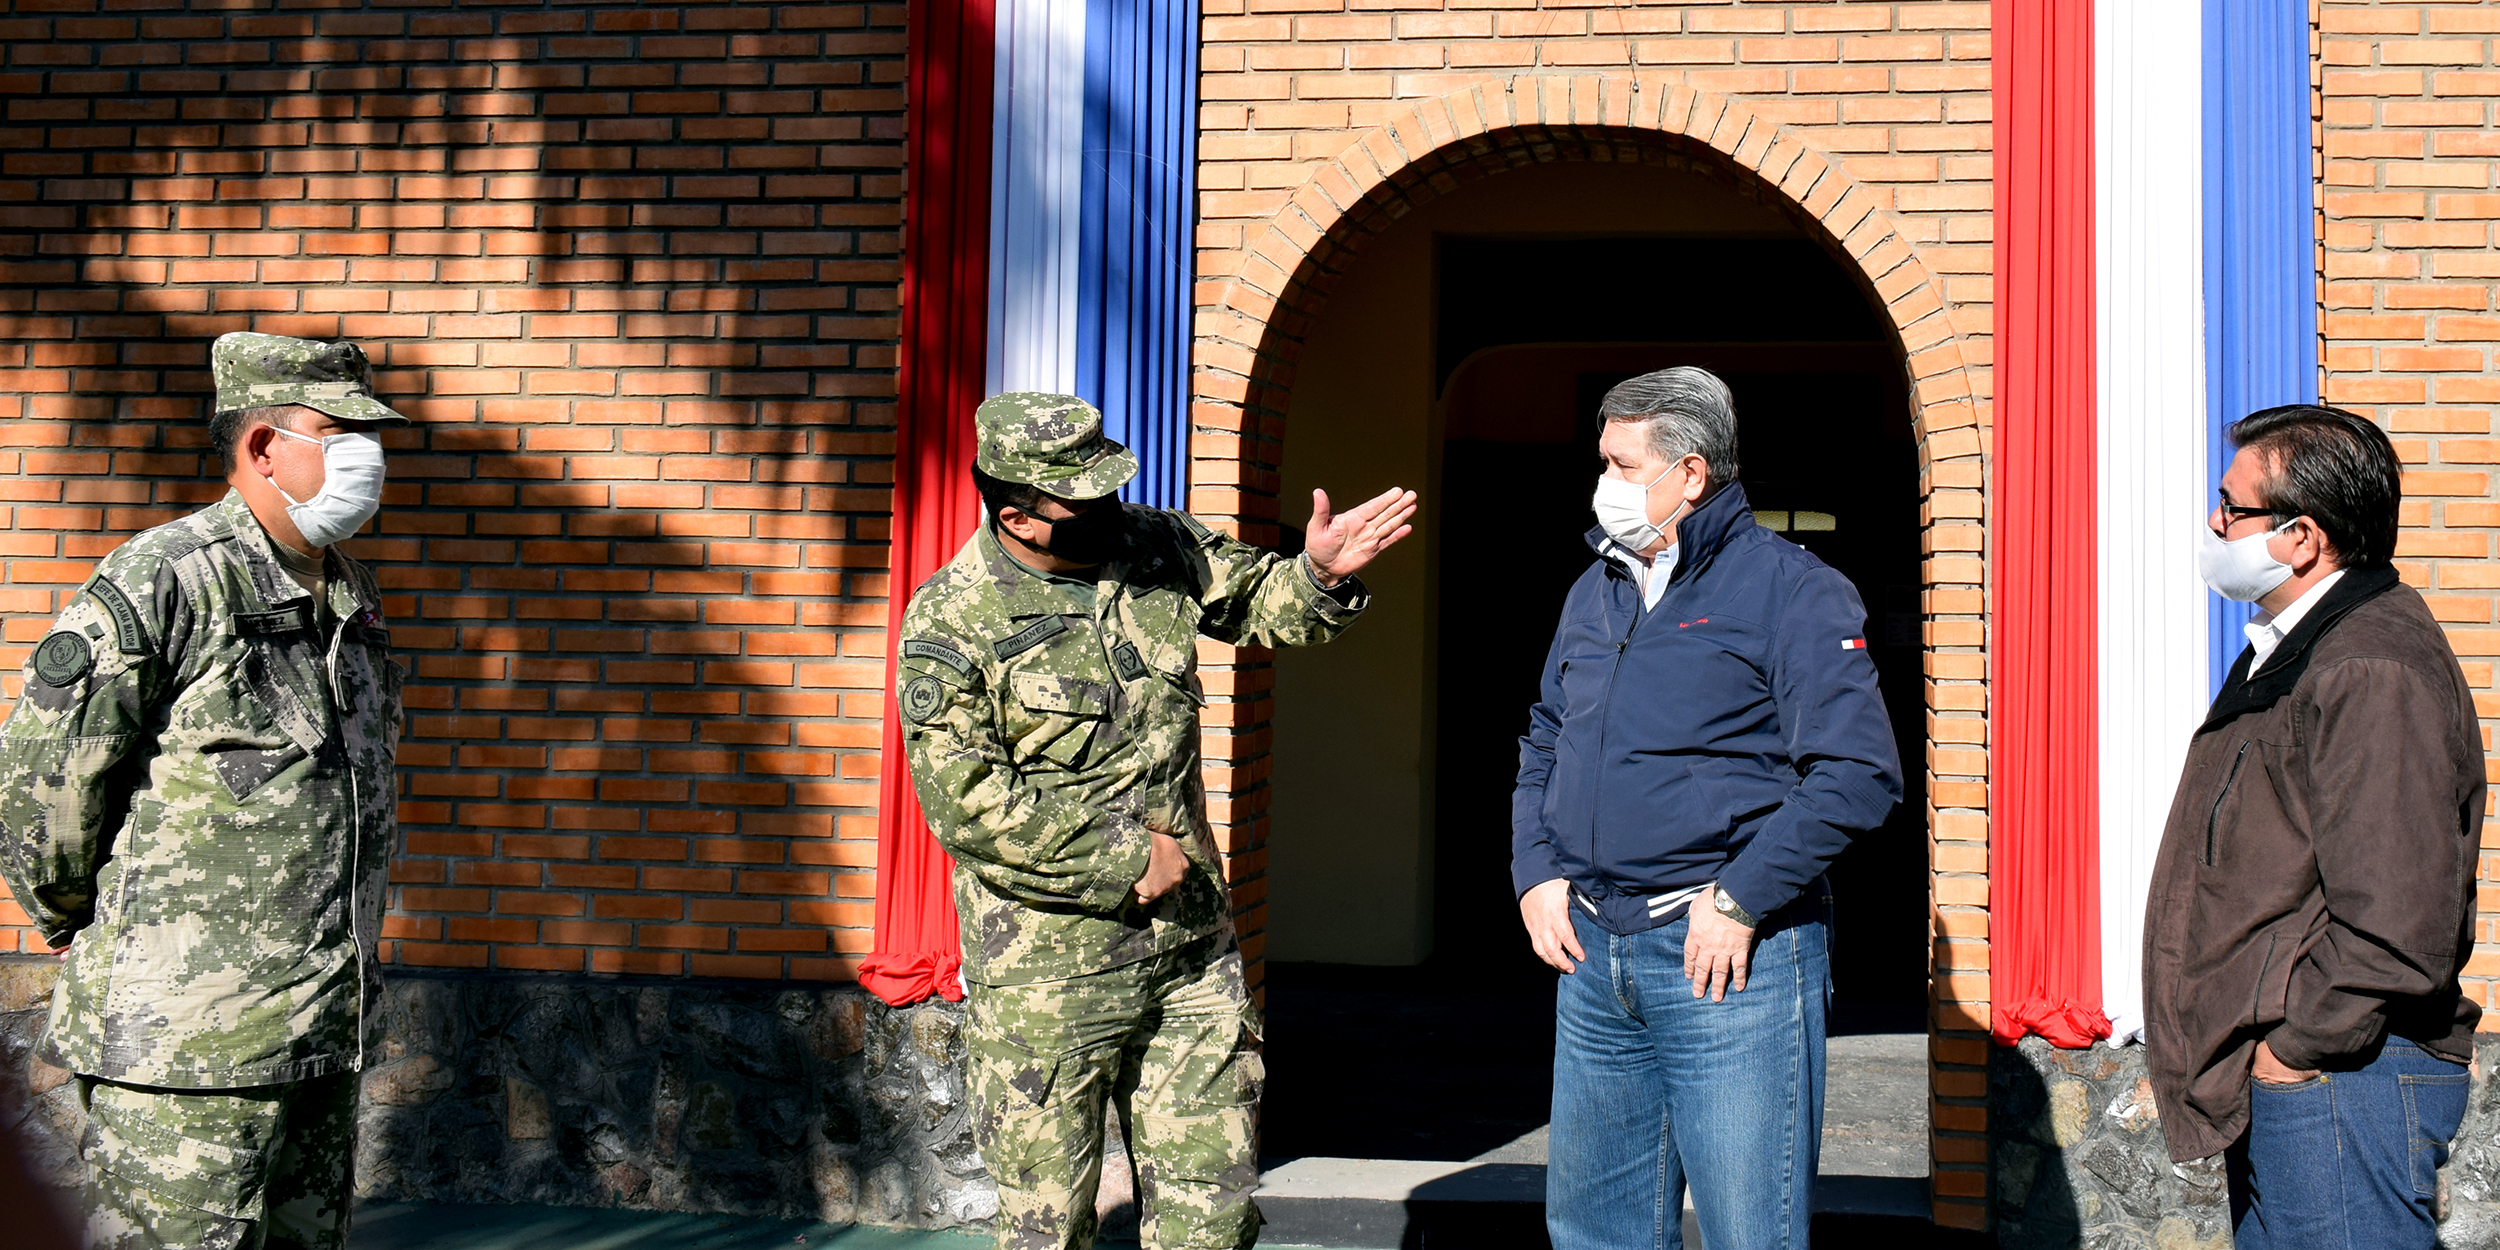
[1194,78,1981,488]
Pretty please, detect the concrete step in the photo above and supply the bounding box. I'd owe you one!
[1254,1158,1946,1249]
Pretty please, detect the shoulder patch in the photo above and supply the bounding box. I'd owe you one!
[31,631,92,687]
[901,675,947,724]
[85,577,150,656]
[902,638,976,677]
[993,615,1071,661]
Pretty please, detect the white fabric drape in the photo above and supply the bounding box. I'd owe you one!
[2094,0,2210,1045]
[986,0,1087,394]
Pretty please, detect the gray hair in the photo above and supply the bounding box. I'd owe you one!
[1599,367,1739,486]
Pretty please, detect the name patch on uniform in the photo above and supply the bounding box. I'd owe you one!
[901,675,946,723]
[31,632,92,687]
[1112,641,1148,681]
[992,616,1070,661]
[86,578,149,656]
[903,638,975,677]
[237,606,313,636]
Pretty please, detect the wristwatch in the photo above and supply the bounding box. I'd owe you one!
[1713,887,1760,930]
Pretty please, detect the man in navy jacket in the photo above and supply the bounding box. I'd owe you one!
[1512,367,1901,1250]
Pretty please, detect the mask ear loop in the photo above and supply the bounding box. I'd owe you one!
[1654,456,1702,535]
[259,424,319,508]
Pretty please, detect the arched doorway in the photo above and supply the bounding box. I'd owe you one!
[1188,86,1993,1225]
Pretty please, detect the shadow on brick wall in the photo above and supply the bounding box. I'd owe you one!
[0,0,911,975]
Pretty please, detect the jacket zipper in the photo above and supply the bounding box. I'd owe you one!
[2204,741,2249,866]
[1588,569,1651,893]
[324,599,367,1070]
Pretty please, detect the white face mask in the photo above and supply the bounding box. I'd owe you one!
[1592,460,1689,552]
[2197,517,2296,603]
[264,425,385,548]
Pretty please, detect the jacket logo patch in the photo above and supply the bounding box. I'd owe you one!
[993,616,1070,661]
[901,675,946,723]
[86,578,149,656]
[1840,637,1865,651]
[1679,617,1710,629]
[1112,642,1147,681]
[903,638,975,676]
[32,632,92,687]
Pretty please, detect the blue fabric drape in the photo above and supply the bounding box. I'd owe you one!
[1075,0,1199,511]
[2201,0,2320,693]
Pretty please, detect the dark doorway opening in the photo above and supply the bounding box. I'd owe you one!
[1263,233,1926,1167]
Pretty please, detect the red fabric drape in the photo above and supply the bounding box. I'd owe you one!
[1989,0,2112,1050]
[857,0,994,1007]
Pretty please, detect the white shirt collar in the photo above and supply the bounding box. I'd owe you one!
[1604,540,1679,611]
[2245,568,2346,676]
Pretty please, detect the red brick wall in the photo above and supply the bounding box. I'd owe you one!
[2318,0,2500,1020]
[0,0,907,980]
[1184,0,1997,1224]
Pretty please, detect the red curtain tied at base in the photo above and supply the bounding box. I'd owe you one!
[1989,0,2113,1051]
[857,0,996,1007]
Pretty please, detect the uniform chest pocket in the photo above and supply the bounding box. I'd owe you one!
[1006,671,1112,769]
[1121,590,1202,679]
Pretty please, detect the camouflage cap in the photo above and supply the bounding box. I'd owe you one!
[210,332,409,424]
[974,392,1137,501]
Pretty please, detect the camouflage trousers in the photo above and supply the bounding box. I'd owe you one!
[78,1073,358,1250]
[966,933,1264,1250]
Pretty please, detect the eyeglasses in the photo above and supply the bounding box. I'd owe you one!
[2214,495,2279,525]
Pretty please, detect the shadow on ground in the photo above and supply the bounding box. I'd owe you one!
[354,1201,990,1250]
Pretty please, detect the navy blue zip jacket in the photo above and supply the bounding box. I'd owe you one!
[1511,480,1903,936]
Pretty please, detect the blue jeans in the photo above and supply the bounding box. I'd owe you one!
[1546,905,1829,1250]
[2227,1037,2470,1250]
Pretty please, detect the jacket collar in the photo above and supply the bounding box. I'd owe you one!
[211,490,312,611]
[974,517,1114,619]
[209,490,380,622]
[2200,561,2401,730]
[1583,479,1755,586]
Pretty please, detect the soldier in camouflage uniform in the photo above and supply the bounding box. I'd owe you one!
[899,393,1417,1250]
[0,333,407,1250]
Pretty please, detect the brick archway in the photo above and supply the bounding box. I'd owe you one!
[1188,76,1992,1229]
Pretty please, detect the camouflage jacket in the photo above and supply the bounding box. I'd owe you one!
[900,509,1368,987]
[0,491,401,1088]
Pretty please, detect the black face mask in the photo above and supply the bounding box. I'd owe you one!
[1032,501,1124,566]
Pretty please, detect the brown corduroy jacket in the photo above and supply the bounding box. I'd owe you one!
[2143,563,2484,1163]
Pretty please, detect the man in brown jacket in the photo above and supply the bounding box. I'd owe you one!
[2145,404,2481,1250]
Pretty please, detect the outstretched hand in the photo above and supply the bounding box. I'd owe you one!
[1304,487,1418,586]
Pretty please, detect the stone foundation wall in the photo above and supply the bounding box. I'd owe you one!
[1992,1034,2500,1250]
[2,961,1013,1231]
[1,960,82,1197]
